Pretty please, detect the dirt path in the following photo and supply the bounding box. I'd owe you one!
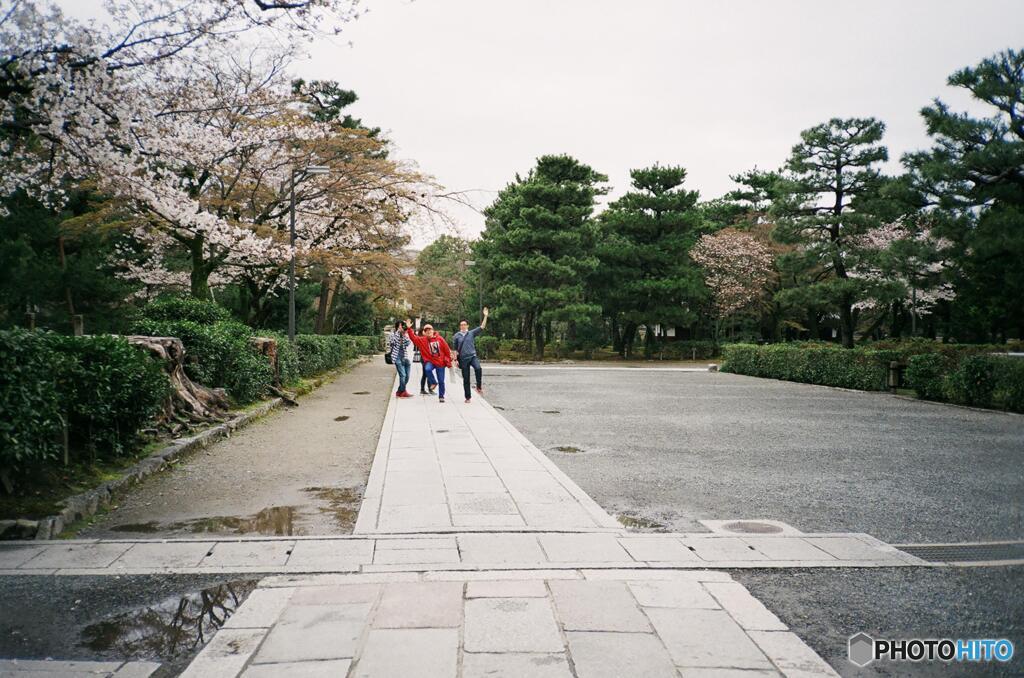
[79,358,395,539]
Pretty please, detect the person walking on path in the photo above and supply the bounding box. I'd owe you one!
[387,321,413,398]
[453,307,489,403]
[415,327,438,396]
[406,318,453,403]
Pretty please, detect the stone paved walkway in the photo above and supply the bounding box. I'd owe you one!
[0,382,927,676]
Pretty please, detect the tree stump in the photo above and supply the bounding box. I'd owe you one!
[126,336,230,423]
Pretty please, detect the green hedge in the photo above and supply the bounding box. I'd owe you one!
[0,330,168,479]
[720,343,889,391]
[723,341,1024,413]
[906,353,1024,412]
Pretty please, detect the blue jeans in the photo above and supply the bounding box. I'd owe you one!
[395,359,410,394]
[459,354,482,399]
[420,362,437,392]
[424,362,446,398]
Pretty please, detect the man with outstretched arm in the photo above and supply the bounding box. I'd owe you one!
[405,318,453,403]
[453,306,488,404]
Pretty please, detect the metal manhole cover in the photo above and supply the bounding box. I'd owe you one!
[721,520,784,534]
[897,542,1024,563]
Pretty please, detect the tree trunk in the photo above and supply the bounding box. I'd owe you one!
[611,316,623,354]
[56,235,75,318]
[839,294,855,348]
[189,236,212,300]
[314,276,335,335]
[533,320,545,360]
[622,322,637,358]
[127,336,229,423]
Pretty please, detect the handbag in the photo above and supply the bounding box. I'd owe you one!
[384,351,393,365]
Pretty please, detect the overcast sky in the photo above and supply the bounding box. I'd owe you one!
[64,0,1024,243]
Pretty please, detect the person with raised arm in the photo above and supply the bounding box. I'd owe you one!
[453,307,489,403]
[405,317,453,403]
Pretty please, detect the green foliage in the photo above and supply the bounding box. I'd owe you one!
[657,341,720,360]
[596,164,708,356]
[0,330,65,473]
[721,343,888,390]
[0,330,167,484]
[905,353,949,401]
[475,335,499,359]
[995,359,1024,413]
[291,335,380,378]
[478,154,607,358]
[49,334,169,456]
[134,317,272,404]
[141,296,232,324]
[947,355,997,408]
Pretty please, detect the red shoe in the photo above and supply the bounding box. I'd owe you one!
[475,386,483,394]
[398,391,413,398]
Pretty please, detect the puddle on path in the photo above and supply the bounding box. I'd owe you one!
[542,410,561,414]
[80,579,256,661]
[110,522,161,533]
[168,507,298,535]
[334,415,350,421]
[303,486,362,531]
[435,429,449,433]
[553,445,583,454]
[352,391,370,395]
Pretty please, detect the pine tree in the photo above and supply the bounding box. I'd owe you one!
[477,155,606,359]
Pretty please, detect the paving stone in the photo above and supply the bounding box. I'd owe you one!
[645,608,773,669]
[627,580,719,609]
[802,536,889,561]
[286,540,373,568]
[241,659,352,678]
[549,580,650,632]
[440,462,497,477]
[452,514,525,527]
[113,662,162,677]
[24,543,131,570]
[449,492,518,515]
[115,542,212,569]
[463,598,563,652]
[253,603,371,663]
[353,628,458,678]
[704,582,787,631]
[0,658,125,673]
[618,537,700,562]
[567,631,677,678]
[373,582,463,628]
[677,669,781,677]
[742,538,835,561]
[458,534,546,564]
[201,541,293,567]
[377,504,451,530]
[381,484,448,506]
[289,583,381,605]
[539,534,631,562]
[683,537,764,562]
[443,476,506,493]
[178,628,265,678]
[461,652,572,678]
[0,545,46,569]
[223,587,295,628]
[376,537,456,550]
[372,548,459,565]
[520,502,599,528]
[424,569,580,582]
[465,580,548,597]
[748,630,841,677]
[581,569,732,582]
[388,457,442,473]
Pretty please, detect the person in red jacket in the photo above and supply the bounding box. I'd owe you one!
[406,318,453,402]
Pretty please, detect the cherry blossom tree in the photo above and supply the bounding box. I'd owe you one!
[691,228,775,338]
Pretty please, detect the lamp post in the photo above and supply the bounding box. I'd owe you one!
[288,165,330,341]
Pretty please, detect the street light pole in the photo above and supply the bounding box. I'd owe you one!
[288,165,331,342]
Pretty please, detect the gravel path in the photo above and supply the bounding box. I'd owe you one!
[484,367,1024,543]
[79,358,395,539]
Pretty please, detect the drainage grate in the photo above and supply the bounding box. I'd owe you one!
[897,542,1024,564]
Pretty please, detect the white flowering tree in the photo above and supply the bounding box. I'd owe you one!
[690,228,775,339]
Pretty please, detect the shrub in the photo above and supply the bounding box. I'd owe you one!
[133,318,272,404]
[0,330,65,475]
[659,340,720,360]
[995,358,1024,414]
[50,334,169,457]
[264,331,301,386]
[140,296,232,324]
[947,355,997,408]
[721,343,888,391]
[905,354,949,401]
[476,335,498,359]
